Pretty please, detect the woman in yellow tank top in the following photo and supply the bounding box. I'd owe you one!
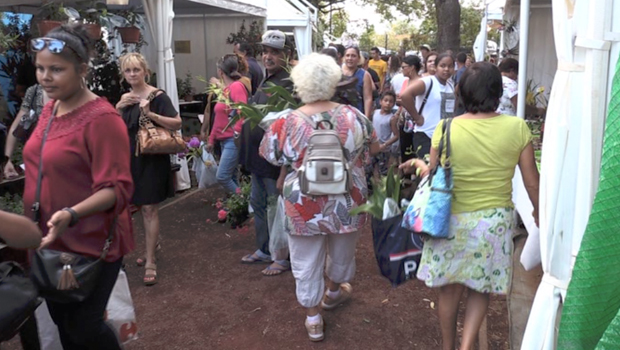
[400,62,540,350]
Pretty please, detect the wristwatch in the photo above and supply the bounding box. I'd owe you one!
[62,207,79,227]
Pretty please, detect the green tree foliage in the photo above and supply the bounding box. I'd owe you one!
[362,0,461,53]
[226,20,264,58]
[330,10,348,38]
[460,3,484,49]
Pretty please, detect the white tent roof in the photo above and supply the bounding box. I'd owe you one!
[266,0,309,27]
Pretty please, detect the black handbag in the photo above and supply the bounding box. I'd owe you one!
[13,85,41,142]
[29,107,116,304]
[0,261,41,341]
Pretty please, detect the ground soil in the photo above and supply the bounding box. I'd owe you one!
[5,187,509,350]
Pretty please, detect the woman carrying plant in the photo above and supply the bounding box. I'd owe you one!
[22,23,133,349]
[400,52,455,159]
[205,54,247,194]
[3,83,49,178]
[341,46,374,119]
[260,53,379,342]
[399,62,539,350]
[116,52,182,285]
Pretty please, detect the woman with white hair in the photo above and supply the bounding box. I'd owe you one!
[260,53,379,342]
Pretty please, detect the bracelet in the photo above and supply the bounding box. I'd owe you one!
[62,207,79,227]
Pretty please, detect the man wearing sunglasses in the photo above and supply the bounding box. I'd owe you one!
[238,30,294,276]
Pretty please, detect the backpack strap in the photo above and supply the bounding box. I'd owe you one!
[418,78,434,115]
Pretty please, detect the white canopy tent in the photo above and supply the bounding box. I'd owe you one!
[265,0,317,58]
[516,0,619,348]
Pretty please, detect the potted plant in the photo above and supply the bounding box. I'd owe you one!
[75,1,109,40]
[37,2,68,36]
[177,72,194,102]
[115,8,141,44]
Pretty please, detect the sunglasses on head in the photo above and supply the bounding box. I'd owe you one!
[31,38,66,54]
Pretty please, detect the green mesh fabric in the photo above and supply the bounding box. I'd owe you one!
[557,52,620,349]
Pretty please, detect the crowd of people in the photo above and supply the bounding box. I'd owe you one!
[0,22,540,350]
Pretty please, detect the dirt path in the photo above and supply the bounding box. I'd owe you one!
[122,188,509,350]
[5,187,509,349]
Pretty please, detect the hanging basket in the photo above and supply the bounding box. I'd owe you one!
[117,26,140,44]
[37,21,62,36]
[83,23,102,40]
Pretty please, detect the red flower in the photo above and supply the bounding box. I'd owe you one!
[215,201,223,209]
[236,187,242,194]
[218,210,228,221]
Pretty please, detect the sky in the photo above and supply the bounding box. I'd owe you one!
[345,0,505,34]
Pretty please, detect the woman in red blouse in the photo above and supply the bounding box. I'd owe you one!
[22,24,133,350]
[206,54,247,193]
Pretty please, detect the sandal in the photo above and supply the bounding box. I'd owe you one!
[261,262,290,276]
[144,263,158,286]
[136,242,162,267]
[241,253,271,264]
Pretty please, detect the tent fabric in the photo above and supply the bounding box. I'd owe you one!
[520,0,583,348]
[293,25,311,59]
[143,0,191,191]
[188,0,266,17]
[521,0,610,348]
[557,50,620,350]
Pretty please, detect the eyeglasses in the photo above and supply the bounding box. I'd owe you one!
[31,38,66,54]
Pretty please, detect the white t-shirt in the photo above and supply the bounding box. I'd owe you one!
[391,73,408,95]
[497,75,518,116]
[414,75,455,138]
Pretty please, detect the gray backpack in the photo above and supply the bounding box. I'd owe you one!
[296,106,356,196]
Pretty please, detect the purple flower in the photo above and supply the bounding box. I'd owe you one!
[188,137,201,148]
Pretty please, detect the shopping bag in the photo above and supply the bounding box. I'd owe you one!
[267,196,289,261]
[193,145,218,189]
[371,214,424,286]
[35,270,138,349]
[402,175,431,232]
[35,301,62,350]
[105,270,138,344]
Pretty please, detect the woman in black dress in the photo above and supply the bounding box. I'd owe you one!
[116,53,182,285]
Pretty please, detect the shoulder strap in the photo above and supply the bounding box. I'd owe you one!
[418,78,434,115]
[437,117,453,167]
[32,103,57,224]
[139,89,164,127]
[30,85,40,110]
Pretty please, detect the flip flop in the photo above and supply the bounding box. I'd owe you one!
[261,263,291,276]
[241,253,271,264]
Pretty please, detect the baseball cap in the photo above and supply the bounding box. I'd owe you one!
[420,44,431,51]
[261,30,287,50]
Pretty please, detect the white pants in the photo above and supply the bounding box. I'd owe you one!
[288,231,359,308]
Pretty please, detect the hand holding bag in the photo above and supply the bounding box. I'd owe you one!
[135,89,186,156]
[421,118,454,238]
[29,108,116,304]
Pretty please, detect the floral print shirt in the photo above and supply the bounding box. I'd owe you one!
[260,105,378,236]
[496,76,518,116]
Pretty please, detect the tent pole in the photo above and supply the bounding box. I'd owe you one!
[516,0,530,119]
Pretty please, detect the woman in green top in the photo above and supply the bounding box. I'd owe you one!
[400,62,540,350]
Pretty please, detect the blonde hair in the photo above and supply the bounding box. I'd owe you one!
[291,53,342,104]
[119,52,151,83]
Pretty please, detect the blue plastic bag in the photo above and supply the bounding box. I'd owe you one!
[421,166,453,238]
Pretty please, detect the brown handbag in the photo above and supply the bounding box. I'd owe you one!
[135,89,186,156]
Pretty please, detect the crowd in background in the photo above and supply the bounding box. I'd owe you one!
[0,23,539,350]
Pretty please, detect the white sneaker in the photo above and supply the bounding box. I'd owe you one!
[304,316,324,342]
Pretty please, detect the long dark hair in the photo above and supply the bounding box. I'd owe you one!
[217,54,243,80]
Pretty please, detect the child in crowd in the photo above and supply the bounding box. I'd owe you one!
[372,91,399,177]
